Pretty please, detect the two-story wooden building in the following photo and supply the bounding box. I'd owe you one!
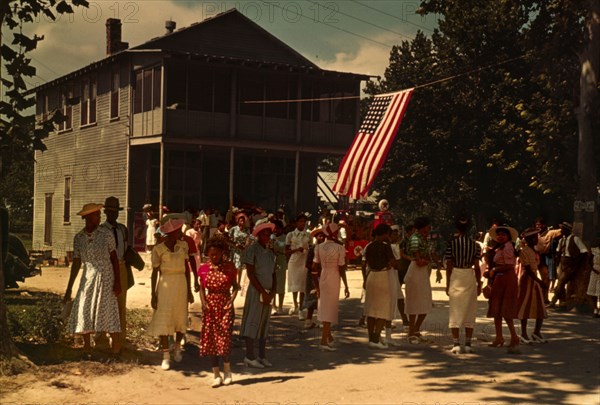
[32,9,368,255]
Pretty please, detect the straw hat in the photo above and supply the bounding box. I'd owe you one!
[252,222,275,237]
[489,225,519,242]
[104,196,123,211]
[77,203,103,217]
[521,227,539,238]
[560,222,573,231]
[235,211,248,220]
[142,203,153,211]
[310,227,325,238]
[160,218,185,234]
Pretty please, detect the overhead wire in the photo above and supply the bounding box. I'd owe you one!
[350,0,436,33]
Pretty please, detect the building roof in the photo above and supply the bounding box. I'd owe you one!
[132,9,318,68]
[29,8,369,94]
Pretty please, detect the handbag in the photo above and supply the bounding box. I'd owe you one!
[124,245,145,271]
[482,284,492,299]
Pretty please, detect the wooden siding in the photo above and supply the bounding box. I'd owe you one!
[33,65,130,257]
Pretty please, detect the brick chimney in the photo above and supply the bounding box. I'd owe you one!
[106,18,129,55]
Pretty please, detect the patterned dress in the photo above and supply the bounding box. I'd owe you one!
[68,227,121,334]
[405,233,433,315]
[199,263,236,356]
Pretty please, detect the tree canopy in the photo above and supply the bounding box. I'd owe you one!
[366,0,598,230]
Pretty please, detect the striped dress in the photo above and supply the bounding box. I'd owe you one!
[240,241,275,340]
[517,245,547,320]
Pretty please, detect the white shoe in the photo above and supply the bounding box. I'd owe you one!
[243,357,264,368]
[368,341,387,349]
[464,345,475,353]
[161,352,171,370]
[258,357,272,367]
[450,345,462,354]
[223,372,233,386]
[304,319,316,329]
[289,306,297,315]
[385,338,400,347]
[211,376,222,388]
[298,309,307,321]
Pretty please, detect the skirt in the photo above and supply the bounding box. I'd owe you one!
[239,284,271,340]
[147,272,189,336]
[487,271,518,319]
[448,267,478,328]
[517,275,547,320]
[587,270,600,297]
[364,269,394,320]
[287,258,307,293]
[404,261,433,315]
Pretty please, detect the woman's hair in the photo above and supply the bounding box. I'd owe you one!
[295,213,307,221]
[205,236,228,252]
[374,223,391,236]
[413,216,431,230]
[272,219,284,229]
[455,216,471,233]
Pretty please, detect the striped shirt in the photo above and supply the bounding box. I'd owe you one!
[444,235,481,269]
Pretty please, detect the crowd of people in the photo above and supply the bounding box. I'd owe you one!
[63,199,600,388]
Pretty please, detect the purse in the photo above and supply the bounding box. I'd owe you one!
[124,245,145,271]
[482,284,492,299]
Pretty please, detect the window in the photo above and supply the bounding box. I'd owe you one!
[80,76,97,126]
[135,66,162,113]
[63,177,71,223]
[44,193,53,246]
[58,87,72,131]
[238,71,263,116]
[110,70,119,119]
[189,64,213,112]
[166,63,186,109]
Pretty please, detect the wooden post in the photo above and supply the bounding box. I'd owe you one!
[159,142,165,218]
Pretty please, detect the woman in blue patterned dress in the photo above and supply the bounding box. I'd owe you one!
[64,203,122,356]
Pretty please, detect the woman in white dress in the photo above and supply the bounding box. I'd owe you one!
[588,242,600,318]
[148,218,194,370]
[64,203,122,357]
[313,223,349,351]
[285,213,311,318]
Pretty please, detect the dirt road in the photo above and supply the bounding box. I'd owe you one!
[2,259,599,405]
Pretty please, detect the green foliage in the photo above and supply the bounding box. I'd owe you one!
[0,0,89,153]
[6,293,66,344]
[367,0,592,229]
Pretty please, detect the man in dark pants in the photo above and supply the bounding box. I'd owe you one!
[548,222,589,310]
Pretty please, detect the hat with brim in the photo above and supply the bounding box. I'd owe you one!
[391,225,400,232]
[311,227,325,238]
[521,227,539,239]
[489,226,519,242]
[77,203,103,217]
[104,196,123,211]
[160,213,187,225]
[235,211,248,220]
[560,222,573,231]
[252,222,275,237]
[142,203,153,211]
[160,218,185,234]
[323,222,340,238]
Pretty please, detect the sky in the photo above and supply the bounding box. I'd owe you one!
[16,0,440,90]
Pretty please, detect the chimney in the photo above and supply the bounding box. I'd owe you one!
[106,18,129,55]
[165,20,176,34]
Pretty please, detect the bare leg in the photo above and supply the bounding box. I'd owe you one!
[414,314,427,334]
[520,319,529,340]
[109,332,121,353]
[367,316,376,342]
[321,321,331,345]
[397,299,409,325]
[505,318,519,347]
[82,333,92,351]
[373,318,386,342]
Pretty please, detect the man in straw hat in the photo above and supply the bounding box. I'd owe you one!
[548,222,589,310]
[101,196,130,345]
[64,203,122,356]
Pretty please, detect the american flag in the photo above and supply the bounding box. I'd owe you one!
[333,89,413,199]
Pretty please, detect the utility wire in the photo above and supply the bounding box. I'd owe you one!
[244,51,533,103]
[258,1,394,49]
[304,0,415,40]
[350,0,436,33]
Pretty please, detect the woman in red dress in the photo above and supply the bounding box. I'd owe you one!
[199,237,239,388]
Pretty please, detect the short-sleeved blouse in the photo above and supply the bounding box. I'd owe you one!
[407,232,429,258]
[365,241,394,270]
[493,243,516,266]
[151,240,189,272]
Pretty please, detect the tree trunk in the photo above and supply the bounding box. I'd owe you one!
[571,1,599,311]
[0,207,33,375]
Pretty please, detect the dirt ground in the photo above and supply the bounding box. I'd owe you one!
[1,255,599,405]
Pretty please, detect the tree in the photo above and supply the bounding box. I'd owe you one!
[366,1,591,232]
[0,0,88,374]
